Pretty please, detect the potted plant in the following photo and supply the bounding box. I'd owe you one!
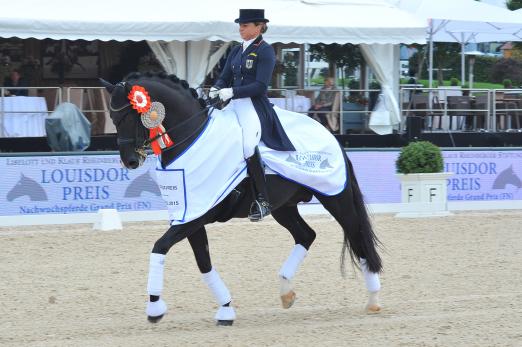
[395,141,453,217]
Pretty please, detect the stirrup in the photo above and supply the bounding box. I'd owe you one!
[248,200,271,222]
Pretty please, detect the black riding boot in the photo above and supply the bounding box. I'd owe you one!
[246,146,271,222]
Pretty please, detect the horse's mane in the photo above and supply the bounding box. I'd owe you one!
[123,71,207,109]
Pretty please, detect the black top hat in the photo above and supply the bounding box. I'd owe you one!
[234,9,269,23]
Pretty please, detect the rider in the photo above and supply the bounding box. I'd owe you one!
[210,9,295,222]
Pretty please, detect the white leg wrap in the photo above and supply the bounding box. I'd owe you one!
[202,268,232,306]
[280,276,293,295]
[279,244,308,280]
[146,299,167,317]
[147,253,165,296]
[214,306,236,321]
[360,258,381,292]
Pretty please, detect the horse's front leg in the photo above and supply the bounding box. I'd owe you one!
[146,223,199,323]
[188,227,236,326]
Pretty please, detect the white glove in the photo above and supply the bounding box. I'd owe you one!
[209,86,219,99]
[218,88,234,102]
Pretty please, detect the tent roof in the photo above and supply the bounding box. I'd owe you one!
[0,0,426,44]
[394,0,522,43]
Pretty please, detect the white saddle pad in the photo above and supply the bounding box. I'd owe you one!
[156,106,346,225]
[260,106,346,195]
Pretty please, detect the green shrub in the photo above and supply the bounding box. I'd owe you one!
[490,58,522,85]
[503,79,513,88]
[449,77,459,86]
[396,141,444,174]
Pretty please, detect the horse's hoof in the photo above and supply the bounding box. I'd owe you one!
[216,320,234,326]
[281,290,296,309]
[147,314,164,323]
[146,299,167,323]
[365,304,381,314]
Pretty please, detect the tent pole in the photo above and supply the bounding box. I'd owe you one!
[428,23,433,89]
[461,34,465,86]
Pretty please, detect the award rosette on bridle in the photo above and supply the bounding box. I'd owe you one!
[128,85,173,154]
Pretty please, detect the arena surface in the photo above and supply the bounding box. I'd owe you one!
[1,211,521,347]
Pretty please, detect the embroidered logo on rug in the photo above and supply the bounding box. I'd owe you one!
[285,152,334,173]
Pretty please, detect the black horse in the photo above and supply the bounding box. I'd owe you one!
[102,72,382,325]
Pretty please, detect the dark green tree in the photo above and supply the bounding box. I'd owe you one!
[433,43,461,85]
[407,44,427,81]
[309,44,362,87]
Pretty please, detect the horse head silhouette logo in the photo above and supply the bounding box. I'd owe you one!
[7,174,48,201]
[492,165,522,189]
[125,170,161,197]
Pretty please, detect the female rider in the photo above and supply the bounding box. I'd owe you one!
[210,9,295,222]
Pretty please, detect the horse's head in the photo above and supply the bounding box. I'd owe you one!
[7,174,48,202]
[101,73,206,169]
[124,170,161,198]
[493,165,522,189]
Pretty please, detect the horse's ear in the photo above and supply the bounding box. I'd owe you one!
[99,78,116,94]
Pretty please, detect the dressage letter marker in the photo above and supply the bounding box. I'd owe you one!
[93,208,122,231]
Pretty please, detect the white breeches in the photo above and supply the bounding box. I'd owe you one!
[228,98,261,158]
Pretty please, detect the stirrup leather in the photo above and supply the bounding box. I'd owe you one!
[248,200,271,222]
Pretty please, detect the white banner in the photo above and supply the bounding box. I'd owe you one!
[0,154,164,216]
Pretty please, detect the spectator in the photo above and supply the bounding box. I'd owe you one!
[4,69,29,96]
[308,77,336,128]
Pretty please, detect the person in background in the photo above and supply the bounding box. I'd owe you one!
[308,77,336,129]
[4,69,29,96]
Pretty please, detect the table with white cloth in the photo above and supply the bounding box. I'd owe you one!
[269,96,311,113]
[0,96,48,137]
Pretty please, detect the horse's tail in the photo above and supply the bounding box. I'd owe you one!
[341,154,382,274]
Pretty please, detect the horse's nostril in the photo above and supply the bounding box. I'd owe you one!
[128,160,139,169]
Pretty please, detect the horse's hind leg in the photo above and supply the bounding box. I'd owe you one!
[315,182,382,313]
[272,205,317,309]
[187,227,236,326]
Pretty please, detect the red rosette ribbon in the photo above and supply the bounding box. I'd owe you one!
[128,85,151,114]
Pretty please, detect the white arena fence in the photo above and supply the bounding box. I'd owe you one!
[1,148,521,226]
[1,86,521,137]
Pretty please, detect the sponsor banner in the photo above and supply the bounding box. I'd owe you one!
[0,154,164,216]
[1,149,521,216]
[348,150,522,203]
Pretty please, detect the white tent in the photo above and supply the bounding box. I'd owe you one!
[393,0,522,87]
[0,0,427,135]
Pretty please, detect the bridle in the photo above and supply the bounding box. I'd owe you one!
[110,87,221,153]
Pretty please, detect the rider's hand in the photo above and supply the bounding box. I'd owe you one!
[218,88,234,102]
[209,86,219,99]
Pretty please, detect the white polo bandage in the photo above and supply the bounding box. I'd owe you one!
[279,244,308,280]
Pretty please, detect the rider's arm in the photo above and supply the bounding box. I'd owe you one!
[231,44,275,99]
[214,46,239,89]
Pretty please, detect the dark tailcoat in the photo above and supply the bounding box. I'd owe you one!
[215,35,295,151]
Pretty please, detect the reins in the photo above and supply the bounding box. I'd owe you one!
[142,98,220,149]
